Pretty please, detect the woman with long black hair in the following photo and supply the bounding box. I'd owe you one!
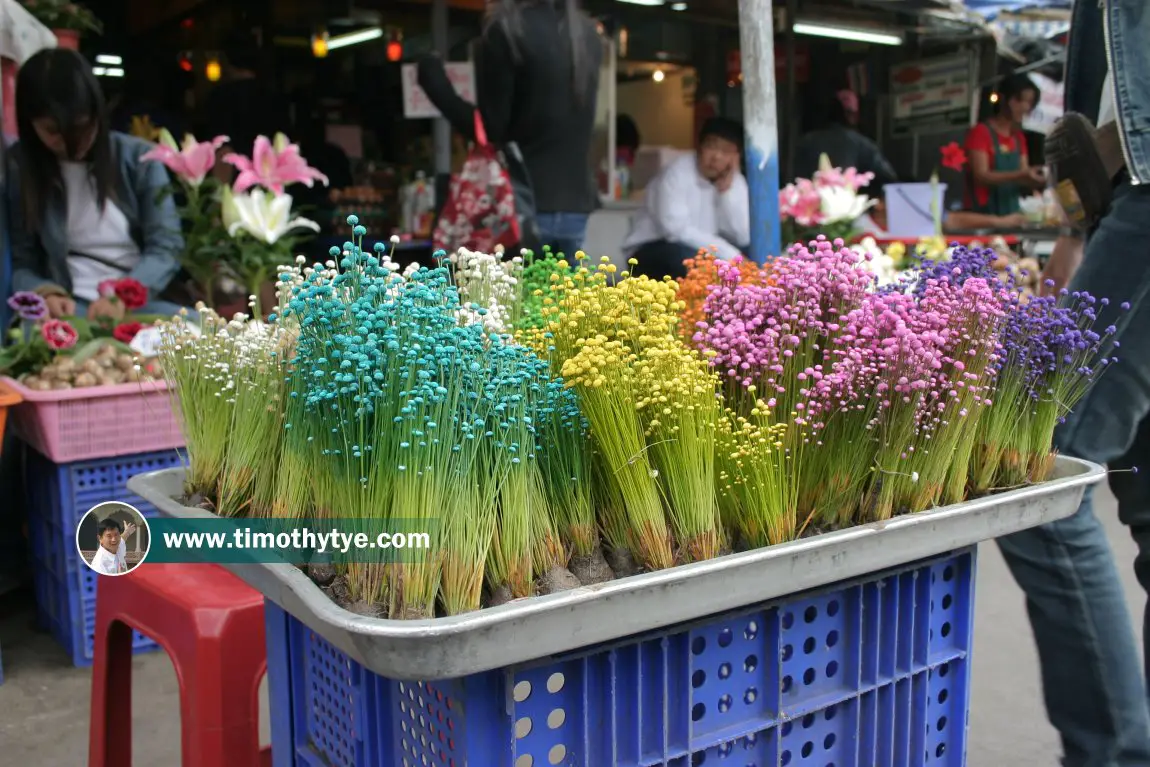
[418,0,603,258]
[6,49,184,321]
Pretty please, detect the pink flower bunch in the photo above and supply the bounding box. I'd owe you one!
[224,133,329,194]
[695,239,874,414]
[779,178,824,226]
[813,165,874,192]
[142,131,230,187]
[779,163,875,227]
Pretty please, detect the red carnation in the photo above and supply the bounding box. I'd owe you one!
[940,142,968,172]
[41,319,78,350]
[113,321,144,344]
[113,278,148,311]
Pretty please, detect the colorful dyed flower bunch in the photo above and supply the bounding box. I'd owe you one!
[264,220,595,616]
[523,254,728,572]
[676,250,769,343]
[449,247,523,334]
[918,245,1120,490]
[158,219,1120,619]
[514,247,571,331]
[696,238,877,536]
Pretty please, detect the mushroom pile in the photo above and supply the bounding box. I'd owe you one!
[19,344,159,391]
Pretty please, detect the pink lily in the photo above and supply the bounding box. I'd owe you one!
[224,133,329,194]
[141,129,229,187]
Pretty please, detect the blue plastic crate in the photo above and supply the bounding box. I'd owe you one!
[24,446,184,666]
[264,547,977,767]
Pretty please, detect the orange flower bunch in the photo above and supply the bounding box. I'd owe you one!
[676,249,771,342]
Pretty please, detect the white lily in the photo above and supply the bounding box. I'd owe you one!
[818,184,872,225]
[223,187,320,244]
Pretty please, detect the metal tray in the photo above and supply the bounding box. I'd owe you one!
[129,456,1103,680]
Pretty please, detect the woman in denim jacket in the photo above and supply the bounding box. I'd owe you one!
[6,49,184,323]
[998,1,1150,764]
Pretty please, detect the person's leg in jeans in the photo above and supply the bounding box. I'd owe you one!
[628,240,698,280]
[996,181,1150,766]
[535,212,590,259]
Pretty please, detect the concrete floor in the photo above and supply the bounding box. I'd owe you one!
[0,485,1142,766]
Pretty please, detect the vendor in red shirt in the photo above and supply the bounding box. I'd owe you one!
[964,74,1047,216]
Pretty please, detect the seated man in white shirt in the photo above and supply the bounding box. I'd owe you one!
[623,118,751,279]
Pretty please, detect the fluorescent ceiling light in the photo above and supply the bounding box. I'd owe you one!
[93,67,124,77]
[95,54,122,66]
[793,21,903,45]
[327,27,383,51]
[615,0,665,6]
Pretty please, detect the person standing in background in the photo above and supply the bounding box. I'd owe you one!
[993,0,1150,763]
[963,73,1046,217]
[417,0,603,258]
[793,89,897,191]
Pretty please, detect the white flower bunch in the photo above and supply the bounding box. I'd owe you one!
[449,248,524,334]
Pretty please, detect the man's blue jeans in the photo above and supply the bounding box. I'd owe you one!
[996,180,1150,765]
[535,212,590,260]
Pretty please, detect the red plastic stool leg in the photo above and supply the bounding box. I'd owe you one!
[88,618,135,767]
[177,655,266,766]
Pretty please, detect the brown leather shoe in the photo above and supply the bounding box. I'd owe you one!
[1045,113,1124,233]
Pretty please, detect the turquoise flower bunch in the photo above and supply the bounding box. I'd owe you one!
[271,219,586,616]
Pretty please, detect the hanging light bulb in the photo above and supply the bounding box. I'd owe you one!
[312,30,329,58]
[386,29,403,62]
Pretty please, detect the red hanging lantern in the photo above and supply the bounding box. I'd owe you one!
[386,29,403,62]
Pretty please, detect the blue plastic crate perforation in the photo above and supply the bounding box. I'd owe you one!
[780,588,861,717]
[266,548,978,767]
[396,679,463,767]
[25,448,180,666]
[780,700,858,766]
[928,558,973,663]
[689,610,776,746]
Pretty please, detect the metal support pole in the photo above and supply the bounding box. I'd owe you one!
[737,0,781,263]
[432,0,451,176]
[784,0,797,185]
[607,35,617,200]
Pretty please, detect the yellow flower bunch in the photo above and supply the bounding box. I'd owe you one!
[633,342,725,562]
[528,255,683,366]
[562,335,674,571]
[716,402,796,548]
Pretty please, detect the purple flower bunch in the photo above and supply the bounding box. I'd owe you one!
[985,286,1122,485]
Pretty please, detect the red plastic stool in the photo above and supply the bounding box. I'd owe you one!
[89,564,271,767]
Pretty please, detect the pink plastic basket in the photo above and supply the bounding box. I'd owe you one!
[1,377,184,463]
